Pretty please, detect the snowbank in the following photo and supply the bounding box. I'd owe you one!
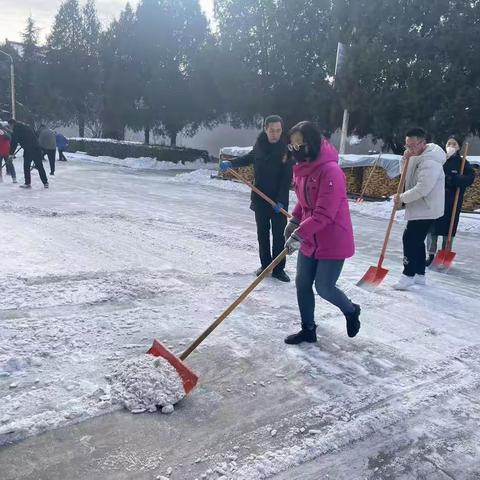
[169,169,251,193]
[69,152,217,170]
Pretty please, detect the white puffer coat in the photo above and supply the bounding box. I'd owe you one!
[400,143,446,221]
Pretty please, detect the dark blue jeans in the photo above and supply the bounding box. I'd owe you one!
[296,252,354,330]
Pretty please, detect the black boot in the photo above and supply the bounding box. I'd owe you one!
[272,269,290,282]
[345,304,361,338]
[426,254,435,267]
[284,326,317,345]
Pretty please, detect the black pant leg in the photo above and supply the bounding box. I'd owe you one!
[414,220,433,275]
[254,207,273,269]
[271,210,287,273]
[47,150,55,174]
[31,150,48,185]
[23,154,32,185]
[403,220,433,276]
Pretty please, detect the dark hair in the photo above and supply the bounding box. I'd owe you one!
[447,135,463,148]
[288,121,322,161]
[264,115,283,128]
[405,127,427,139]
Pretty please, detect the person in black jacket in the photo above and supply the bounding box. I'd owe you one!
[220,115,293,282]
[426,136,475,265]
[8,119,49,188]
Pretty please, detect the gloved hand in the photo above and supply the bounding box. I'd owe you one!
[273,202,284,213]
[285,230,302,255]
[219,160,233,172]
[284,218,300,240]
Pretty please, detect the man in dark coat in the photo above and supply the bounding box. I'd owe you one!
[8,119,49,189]
[220,115,293,282]
[426,136,475,264]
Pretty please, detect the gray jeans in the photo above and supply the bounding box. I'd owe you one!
[426,233,450,255]
[296,252,355,330]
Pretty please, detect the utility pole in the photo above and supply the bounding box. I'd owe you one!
[334,42,348,154]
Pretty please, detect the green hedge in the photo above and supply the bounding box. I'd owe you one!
[67,138,209,164]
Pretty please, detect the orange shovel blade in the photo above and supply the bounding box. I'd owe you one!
[147,339,199,395]
[356,265,389,291]
[432,249,456,269]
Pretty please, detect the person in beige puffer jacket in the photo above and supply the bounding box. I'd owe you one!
[393,127,446,290]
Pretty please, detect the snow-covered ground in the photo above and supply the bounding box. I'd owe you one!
[1,160,479,479]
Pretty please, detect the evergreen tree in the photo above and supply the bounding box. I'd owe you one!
[101,3,138,139]
[47,0,102,136]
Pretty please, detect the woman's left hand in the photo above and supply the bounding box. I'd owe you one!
[285,231,302,255]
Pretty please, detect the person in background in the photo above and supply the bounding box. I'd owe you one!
[38,124,57,175]
[426,136,475,266]
[8,119,49,189]
[219,115,292,282]
[393,127,445,290]
[283,121,360,345]
[56,132,69,161]
[0,123,17,183]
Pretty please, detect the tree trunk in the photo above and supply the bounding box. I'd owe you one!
[78,115,85,138]
[144,126,150,145]
[170,131,177,146]
[101,109,125,140]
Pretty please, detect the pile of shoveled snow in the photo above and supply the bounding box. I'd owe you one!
[108,355,185,414]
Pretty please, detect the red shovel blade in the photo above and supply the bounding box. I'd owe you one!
[432,249,456,269]
[147,339,199,395]
[356,265,389,291]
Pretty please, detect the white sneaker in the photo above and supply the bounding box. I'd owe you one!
[393,274,415,290]
[414,274,426,285]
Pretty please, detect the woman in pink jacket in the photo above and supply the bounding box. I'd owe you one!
[284,121,361,344]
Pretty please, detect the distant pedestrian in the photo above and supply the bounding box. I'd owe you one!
[0,123,17,183]
[56,133,69,162]
[38,124,57,175]
[8,119,49,189]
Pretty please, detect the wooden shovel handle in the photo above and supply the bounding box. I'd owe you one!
[358,152,382,201]
[228,168,292,219]
[180,248,289,360]
[445,143,468,251]
[377,155,411,268]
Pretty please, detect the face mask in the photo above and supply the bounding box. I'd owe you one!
[446,146,457,158]
[292,145,308,163]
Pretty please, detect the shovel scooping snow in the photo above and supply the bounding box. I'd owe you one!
[108,355,185,413]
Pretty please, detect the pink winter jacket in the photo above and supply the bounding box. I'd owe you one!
[291,140,355,260]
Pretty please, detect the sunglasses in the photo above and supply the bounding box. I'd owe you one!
[287,143,306,152]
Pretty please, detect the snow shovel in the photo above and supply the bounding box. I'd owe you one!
[147,248,289,395]
[432,143,469,269]
[227,167,292,219]
[357,155,411,290]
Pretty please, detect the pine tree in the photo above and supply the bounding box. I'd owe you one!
[101,3,138,139]
[47,0,102,137]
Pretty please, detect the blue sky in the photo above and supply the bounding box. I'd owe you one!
[1,0,215,43]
